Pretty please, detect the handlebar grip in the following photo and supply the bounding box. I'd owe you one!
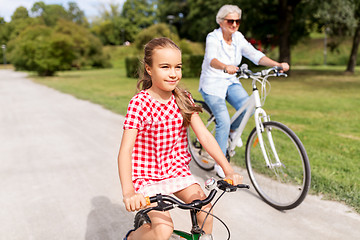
[223,178,233,185]
[145,196,150,205]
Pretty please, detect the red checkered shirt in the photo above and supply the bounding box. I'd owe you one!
[123,90,192,192]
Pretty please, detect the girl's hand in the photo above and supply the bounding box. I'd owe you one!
[225,172,243,186]
[123,192,147,212]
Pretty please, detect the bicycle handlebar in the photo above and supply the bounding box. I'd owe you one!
[224,64,287,78]
[144,179,250,213]
[238,64,287,77]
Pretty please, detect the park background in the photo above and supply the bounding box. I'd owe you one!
[0,0,359,213]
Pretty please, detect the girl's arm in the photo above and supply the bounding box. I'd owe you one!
[118,128,147,211]
[189,114,243,185]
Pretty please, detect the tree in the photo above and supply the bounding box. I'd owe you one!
[135,23,179,50]
[30,1,88,27]
[310,0,360,73]
[91,3,127,45]
[277,0,302,64]
[157,0,190,39]
[346,0,360,73]
[11,6,29,21]
[67,2,88,26]
[238,0,310,65]
[31,1,68,26]
[121,0,157,42]
[179,0,238,42]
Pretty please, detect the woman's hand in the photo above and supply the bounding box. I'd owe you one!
[224,65,239,74]
[123,192,147,212]
[278,62,290,72]
[225,172,244,185]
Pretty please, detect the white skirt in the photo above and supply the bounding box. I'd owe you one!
[137,175,200,197]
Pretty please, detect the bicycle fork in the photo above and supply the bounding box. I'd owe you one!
[253,91,282,169]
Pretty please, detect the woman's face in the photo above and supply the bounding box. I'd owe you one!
[220,12,240,35]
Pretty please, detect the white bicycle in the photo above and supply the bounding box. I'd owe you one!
[187,64,311,210]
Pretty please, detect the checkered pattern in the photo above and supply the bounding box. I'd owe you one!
[123,90,193,193]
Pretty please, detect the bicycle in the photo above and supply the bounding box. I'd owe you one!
[187,64,311,210]
[132,179,250,240]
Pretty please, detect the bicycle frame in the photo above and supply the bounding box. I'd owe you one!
[173,230,201,239]
[227,78,282,168]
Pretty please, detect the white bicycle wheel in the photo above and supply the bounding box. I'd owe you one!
[245,121,311,210]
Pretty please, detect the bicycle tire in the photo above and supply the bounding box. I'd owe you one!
[245,121,311,210]
[187,100,217,171]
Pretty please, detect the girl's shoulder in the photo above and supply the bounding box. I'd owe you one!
[129,90,150,104]
[127,90,154,112]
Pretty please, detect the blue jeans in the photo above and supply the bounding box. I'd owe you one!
[200,83,249,156]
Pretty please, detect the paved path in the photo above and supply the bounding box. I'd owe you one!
[1,69,359,240]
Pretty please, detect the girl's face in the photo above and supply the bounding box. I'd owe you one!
[220,12,240,35]
[146,47,182,96]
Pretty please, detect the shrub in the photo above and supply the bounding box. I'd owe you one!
[182,54,204,78]
[7,20,110,76]
[125,56,141,78]
[8,25,75,76]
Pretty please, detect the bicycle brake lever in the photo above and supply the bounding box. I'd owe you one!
[236,184,250,189]
[217,180,238,192]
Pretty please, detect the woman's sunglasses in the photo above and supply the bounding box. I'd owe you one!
[224,19,241,26]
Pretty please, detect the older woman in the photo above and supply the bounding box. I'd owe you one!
[199,5,289,177]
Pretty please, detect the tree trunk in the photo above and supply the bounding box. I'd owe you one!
[346,23,360,73]
[278,0,301,66]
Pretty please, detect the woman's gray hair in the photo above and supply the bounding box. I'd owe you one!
[216,5,242,24]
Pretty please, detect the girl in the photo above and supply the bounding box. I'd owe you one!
[118,37,243,240]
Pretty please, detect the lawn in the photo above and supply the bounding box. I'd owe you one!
[32,61,360,212]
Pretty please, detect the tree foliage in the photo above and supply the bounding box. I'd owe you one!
[92,0,157,45]
[91,3,127,45]
[135,23,179,50]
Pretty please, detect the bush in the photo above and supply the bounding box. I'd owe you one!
[7,20,110,76]
[125,56,141,78]
[182,54,204,78]
[8,25,75,76]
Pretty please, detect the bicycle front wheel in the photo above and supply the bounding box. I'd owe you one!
[245,121,311,210]
[187,100,216,171]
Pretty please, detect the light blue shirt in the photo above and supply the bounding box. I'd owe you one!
[199,28,265,98]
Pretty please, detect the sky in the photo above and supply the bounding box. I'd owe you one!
[0,0,126,22]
